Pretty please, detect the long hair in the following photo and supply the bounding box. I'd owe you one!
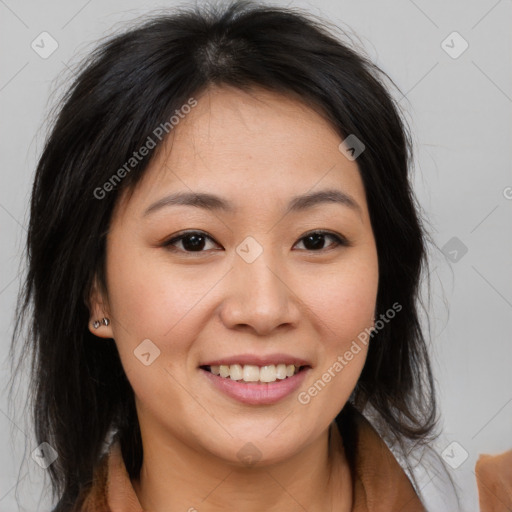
[9,1,456,509]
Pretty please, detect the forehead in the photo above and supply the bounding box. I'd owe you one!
[166,85,342,170]
[115,85,367,218]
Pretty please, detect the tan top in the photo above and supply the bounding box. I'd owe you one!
[475,449,512,512]
[74,407,427,511]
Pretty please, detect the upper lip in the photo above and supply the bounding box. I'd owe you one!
[200,353,312,368]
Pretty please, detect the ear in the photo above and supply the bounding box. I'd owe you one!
[87,274,114,339]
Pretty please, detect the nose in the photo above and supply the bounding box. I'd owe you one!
[219,249,301,336]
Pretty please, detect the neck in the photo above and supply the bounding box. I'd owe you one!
[132,421,352,512]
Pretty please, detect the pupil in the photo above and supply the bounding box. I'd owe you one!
[184,234,205,251]
[305,234,325,250]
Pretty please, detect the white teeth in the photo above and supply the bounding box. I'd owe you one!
[243,365,260,382]
[259,365,276,383]
[206,363,303,383]
[229,364,243,381]
[275,364,287,380]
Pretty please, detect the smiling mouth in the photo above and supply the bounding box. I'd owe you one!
[200,364,310,384]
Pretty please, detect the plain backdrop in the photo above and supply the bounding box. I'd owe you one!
[0,0,511,511]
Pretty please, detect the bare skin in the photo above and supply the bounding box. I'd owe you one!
[89,85,379,511]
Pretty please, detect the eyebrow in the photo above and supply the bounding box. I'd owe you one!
[143,188,362,217]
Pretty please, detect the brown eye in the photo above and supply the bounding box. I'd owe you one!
[294,230,348,251]
[162,231,219,253]
[161,229,349,255]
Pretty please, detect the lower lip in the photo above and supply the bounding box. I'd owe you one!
[200,367,310,405]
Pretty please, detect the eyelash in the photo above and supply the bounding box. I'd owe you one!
[161,229,349,254]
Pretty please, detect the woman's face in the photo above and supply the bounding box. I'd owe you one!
[90,85,379,466]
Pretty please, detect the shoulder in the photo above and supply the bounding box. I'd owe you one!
[475,449,512,511]
[347,404,461,512]
[337,403,428,511]
[70,453,110,512]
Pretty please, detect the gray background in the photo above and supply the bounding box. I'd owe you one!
[1,0,511,510]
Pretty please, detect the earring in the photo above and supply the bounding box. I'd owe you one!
[92,318,110,329]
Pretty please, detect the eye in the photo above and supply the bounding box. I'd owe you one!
[161,229,349,254]
[293,230,348,251]
[161,231,220,253]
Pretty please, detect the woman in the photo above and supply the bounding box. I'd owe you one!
[10,1,459,510]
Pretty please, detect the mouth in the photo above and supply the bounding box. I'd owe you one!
[200,363,311,385]
[198,353,313,405]
[200,363,311,405]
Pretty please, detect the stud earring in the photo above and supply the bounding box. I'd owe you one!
[92,318,110,329]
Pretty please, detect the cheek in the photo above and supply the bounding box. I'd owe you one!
[104,249,212,423]
[106,244,213,337]
[104,241,222,387]
[293,254,377,412]
[304,255,379,340]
